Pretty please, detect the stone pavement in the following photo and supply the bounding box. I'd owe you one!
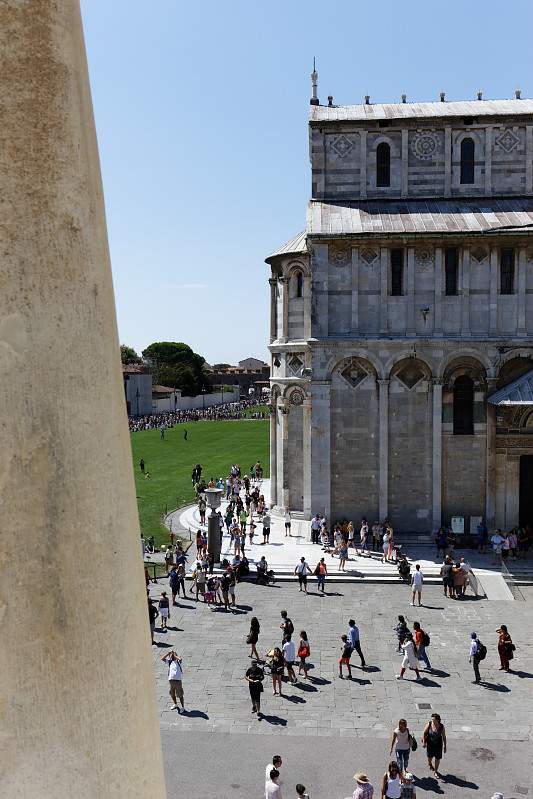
[150,580,533,798]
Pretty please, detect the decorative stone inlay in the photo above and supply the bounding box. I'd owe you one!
[360,247,379,265]
[471,246,488,263]
[340,359,368,389]
[288,355,304,376]
[411,131,439,160]
[395,361,427,390]
[331,134,353,158]
[415,248,432,271]
[495,128,520,153]
[289,388,304,406]
[329,244,350,266]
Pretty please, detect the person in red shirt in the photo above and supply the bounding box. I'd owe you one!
[413,621,432,671]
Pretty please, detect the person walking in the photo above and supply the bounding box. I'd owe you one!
[296,784,309,799]
[265,756,283,788]
[440,557,453,598]
[411,564,423,606]
[280,610,294,643]
[352,772,374,799]
[158,591,170,631]
[283,635,297,684]
[297,630,310,679]
[389,719,413,777]
[139,458,145,474]
[381,761,401,799]
[396,633,421,681]
[161,650,185,713]
[310,513,321,545]
[169,566,179,606]
[265,769,282,799]
[148,596,159,644]
[360,519,369,556]
[491,529,504,564]
[469,632,486,683]
[262,511,271,544]
[413,621,432,671]
[395,615,410,653]
[348,619,367,668]
[270,648,285,696]
[339,540,349,571]
[248,616,260,660]
[284,509,292,536]
[381,529,390,563]
[295,557,312,593]
[422,713,446,776]
[245,659,264,716]
[314,558,328,592]
[497,624,514,671]
[338,634,353,679]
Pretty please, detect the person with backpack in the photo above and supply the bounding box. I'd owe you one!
[280,610,294,643]
[469,632,486,683]
[413,622,431,671]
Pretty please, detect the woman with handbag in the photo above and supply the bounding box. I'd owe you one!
[297,630,311,679]
[422,713,446,776]
[497,624,514,671]
[270,647,285,696]
[247,617,260,661]
[389,718,416,778]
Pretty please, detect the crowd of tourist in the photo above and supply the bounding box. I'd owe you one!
[128,399,266,431]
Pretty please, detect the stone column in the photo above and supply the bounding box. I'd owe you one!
[432,379,443,530]
[485,127,493,195]
[489,247,498,335]
[360,130,367,198]
[0,2,167,797]
[379,247,389,334]
[434,246,443,335]
[280,276,290,342]
[485,379,498,529]
[309,382,331,519]
[278,398,290,509]
[444,126,452,196]
[350,247,359,333]
[518,246,527,336]
[526,125,533,194]
[269,277,278,342]
[302,395,312,520]
[406,247,416,335]
[401,129,409,197]
[303,274,312,340]
[461,246,471,335]
[378,379,389,521]
[269,403,278,507]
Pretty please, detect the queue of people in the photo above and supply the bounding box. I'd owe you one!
[128,399,263,431]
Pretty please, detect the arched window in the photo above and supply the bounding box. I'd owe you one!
[460,137,475,184]
[376,142,391,187]
[295,271,303,298]
[453,375,474,435]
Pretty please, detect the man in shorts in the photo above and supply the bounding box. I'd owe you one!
[161,650,185,713]
[411,564,423,606]
[282,635,297,684]
[338,635,353,679]
[262,511,271,544]
[294,557,311,593]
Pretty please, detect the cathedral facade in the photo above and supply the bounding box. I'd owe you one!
[266,78,533,533]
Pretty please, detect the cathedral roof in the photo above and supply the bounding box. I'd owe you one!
[306,198,533,237]
[488,369,533,406]
[265,231,307,262]
[310,98,533,124]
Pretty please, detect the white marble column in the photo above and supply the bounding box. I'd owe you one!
[360,130,367,198]
[278,397,290,509]
[351,247,359,333]
[309,381,331,519]
[518,246,527,336]
[269,277,278,342]
[489,247,498,335]
[280,276,289,342]
[401,129,409,197]
[434,246,443,335]
[461,246,471,335]
[406,247,416,335]
[485,379,498,529]
[379,247,389,334]
[303,274,312,340]
[432,379,443,530]
[0,2,167,796]
[444,126,452,196]
[378,379,389,521]
[269,402,278,507]
[302,395,313,520]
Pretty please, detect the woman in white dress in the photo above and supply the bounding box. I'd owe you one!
[396,633,421,681]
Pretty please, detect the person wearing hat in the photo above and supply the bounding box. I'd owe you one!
[351,772,374,798]
[400,773,416,799]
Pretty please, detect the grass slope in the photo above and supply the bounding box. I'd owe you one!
[131,420,269,546]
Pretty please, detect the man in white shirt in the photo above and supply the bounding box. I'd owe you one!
[310,513,321,544]
[282,636,297,684]
[265,769,282,799]
[265,756,282,791]
[284,510,292,537]
[294,557,311,593]
[469,632,483,684]
[411,564,423,606]
[161,650,185,713]
[491,530,504,564]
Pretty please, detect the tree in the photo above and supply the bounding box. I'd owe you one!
[212,363,233,370]
[142,342,211,396]
[120,344,140,364]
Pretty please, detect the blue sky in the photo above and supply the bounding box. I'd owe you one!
[81,0,533,365]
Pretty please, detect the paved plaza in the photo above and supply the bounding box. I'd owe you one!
[150,578,533,798]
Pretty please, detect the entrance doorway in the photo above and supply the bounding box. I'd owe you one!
[519,455,533,528]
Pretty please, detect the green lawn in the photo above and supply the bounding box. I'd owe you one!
[131,419,269,547]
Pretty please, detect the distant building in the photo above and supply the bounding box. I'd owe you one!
[207,358,270,395]
[122,364,152,416]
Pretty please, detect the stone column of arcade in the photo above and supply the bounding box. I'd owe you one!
[0,2,167,797]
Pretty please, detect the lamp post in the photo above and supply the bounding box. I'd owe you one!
[204,487,223,563]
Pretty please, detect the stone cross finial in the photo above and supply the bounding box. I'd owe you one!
[310,57,319,106]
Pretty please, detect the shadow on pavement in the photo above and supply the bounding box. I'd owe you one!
[414,776,444,794]
[283,694,306,704]
[183,710,209,719]
[428,668,450,678]
[441,773,479,790]
[260,714,287,726]
[480,681,511,692]
[511,670,533,679]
